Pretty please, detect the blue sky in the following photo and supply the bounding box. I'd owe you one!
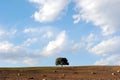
[0,0,120,67]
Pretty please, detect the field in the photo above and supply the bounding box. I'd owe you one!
[0,66,120,80]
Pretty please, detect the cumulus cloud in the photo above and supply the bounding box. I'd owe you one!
[23,27,54,39]
[75,33,120,65]
[29,0,70,22]
[0,41,29,58]
[23,57,38,65]
[68,33,120,65]
[24,28,38,33]
[0,41,25,60]
[42,31,53,39]
[70,33,99,52]
[0,41,39,65]
[0,29,17,38]
[72,14,81,24]
[22,38,38,47]
[42,31,67,56]
[0,30,5,36]
[89,36,120,55]
[74,0,120,35]
[0,41,15,53]
[94,55,120,65]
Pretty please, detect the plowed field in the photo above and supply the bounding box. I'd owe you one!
[0,66,120,80]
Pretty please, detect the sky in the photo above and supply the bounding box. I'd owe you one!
[0,0,120,67]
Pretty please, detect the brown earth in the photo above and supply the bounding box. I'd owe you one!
[0,66,120,80]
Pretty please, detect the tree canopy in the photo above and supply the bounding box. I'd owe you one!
[55,57,69,66]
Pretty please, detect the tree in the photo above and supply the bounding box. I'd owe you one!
[55,57,69,66]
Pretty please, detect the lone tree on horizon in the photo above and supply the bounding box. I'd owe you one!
[55,57,69,66]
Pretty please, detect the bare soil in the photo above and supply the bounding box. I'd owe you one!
[0,66,120,80]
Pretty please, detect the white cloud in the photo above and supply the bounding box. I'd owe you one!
[70,33,98,52]
[70,42,85,52]
[72,14,81,24]
[42,31,53,39]
[43,31,67,56]
[74,0,120,35]
[94,55,120,65]
[0,29,17,38]
[0,41,39,65]
[0,41,27,58]
[0,30,5,36]
[24,27,42,33]
[85,33,99,49]
[0,41,15,53]
[23,27,54,39]
[22,38,38,47]
[29,0,70,22]
[68,33,120,65]
[23,57,37,65]
[24,28,35,33]
[89,36,120,55]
